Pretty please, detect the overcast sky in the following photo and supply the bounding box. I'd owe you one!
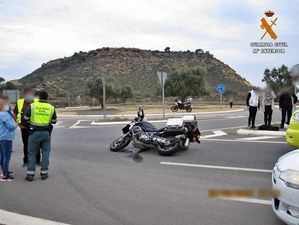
[0,0,298,85]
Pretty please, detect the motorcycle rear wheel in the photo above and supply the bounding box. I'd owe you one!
[110,136,131,152]
[171,106,178,112]
[156,142,179,156]
[186,106,192,112]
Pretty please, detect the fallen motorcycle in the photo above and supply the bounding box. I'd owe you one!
[110,108,200,156]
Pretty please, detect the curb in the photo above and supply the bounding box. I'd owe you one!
[58,108,244,117]
[237,129,286,136]
[0,209,70,225]
[90,120,167,126]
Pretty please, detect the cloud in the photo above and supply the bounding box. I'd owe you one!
[0,0,298,86]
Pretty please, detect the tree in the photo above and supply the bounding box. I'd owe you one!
[164,47,170,52]
[164,67,209,99]
[262,64,292,93]
[0,77,17,90]
[0,77,5,84]
[4,81,16,90]
[86,76,134,106]
[118,85,133,102]
[86,76,116,108]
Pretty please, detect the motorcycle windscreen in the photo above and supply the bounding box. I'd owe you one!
[122,124,130,134]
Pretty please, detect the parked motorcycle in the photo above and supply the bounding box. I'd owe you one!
[171,98,193,112]
[110,108,201,156]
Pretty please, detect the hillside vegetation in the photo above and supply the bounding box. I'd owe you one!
[19,47,252,106]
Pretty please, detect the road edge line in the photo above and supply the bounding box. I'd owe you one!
[160,162,272,173]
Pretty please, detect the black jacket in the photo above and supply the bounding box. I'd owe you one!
[279,92,298,108]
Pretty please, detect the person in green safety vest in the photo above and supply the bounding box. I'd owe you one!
[13,88,41,167]
[24,91,57,181]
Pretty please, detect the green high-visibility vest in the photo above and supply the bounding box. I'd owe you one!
[30,101,55,127]
[17,98,39,123]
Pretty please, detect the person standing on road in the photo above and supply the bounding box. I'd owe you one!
[261,87,276,126]
[0,95,18,182]
[24,91,57,181]
[13,88,41,167]
[279,86,298,129]
[229,97,233,108]
[246,87,260,129]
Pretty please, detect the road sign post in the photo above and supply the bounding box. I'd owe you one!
[216,84,226,108]
[157,71,167,118]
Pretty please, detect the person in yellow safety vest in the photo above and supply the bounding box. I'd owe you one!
[13,88,41,167]
[24,91,57,181]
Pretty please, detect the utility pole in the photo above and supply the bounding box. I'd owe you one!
[162,73,165,118]
[102,76,106,119]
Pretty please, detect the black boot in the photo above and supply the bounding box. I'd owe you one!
[25,175,34,182]
[41,174,48,180]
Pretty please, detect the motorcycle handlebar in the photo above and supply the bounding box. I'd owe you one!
[137,109,144,120]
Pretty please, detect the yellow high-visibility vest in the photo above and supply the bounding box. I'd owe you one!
[30,101,55,127]
[17,99,25,123]
[17,98,38,123]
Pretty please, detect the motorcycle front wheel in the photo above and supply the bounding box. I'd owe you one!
[171,106,178,112]
[110,136,131,152]
[156,142,179,156]
[186,106,192,112]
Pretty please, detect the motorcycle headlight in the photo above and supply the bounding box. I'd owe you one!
[280,170,299,189]
[293,112,299,122]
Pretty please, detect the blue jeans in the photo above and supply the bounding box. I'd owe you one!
[0,140,13,177]
[27,131,51,175]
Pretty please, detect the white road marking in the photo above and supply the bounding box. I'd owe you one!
[237,129,286,136]
[202,130,228,139]
[201,125,246,132]
[202,138,286,144]
[219,197,271,205]
[0,208,70,225]
[53,121,64,128]
[160,162,272,173]
[69,120,90,129]
[227,116,247,119]
[238,136,279,141]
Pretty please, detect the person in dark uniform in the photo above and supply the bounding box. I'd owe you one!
[279,86,298,129]
[13,88,41,167]
[229,97,233,108]
[24,91,57,181]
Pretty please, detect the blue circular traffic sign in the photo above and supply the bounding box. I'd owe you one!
[216,84,226,94]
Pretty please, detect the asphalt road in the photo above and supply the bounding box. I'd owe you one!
[0,108,292,225]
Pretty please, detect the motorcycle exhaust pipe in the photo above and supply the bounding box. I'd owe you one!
[184,138,190,147]
[153,137,170,145]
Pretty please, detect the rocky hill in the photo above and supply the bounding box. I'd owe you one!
[19,47,251,105]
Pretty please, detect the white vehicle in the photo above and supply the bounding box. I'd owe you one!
[272,150,299,225]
